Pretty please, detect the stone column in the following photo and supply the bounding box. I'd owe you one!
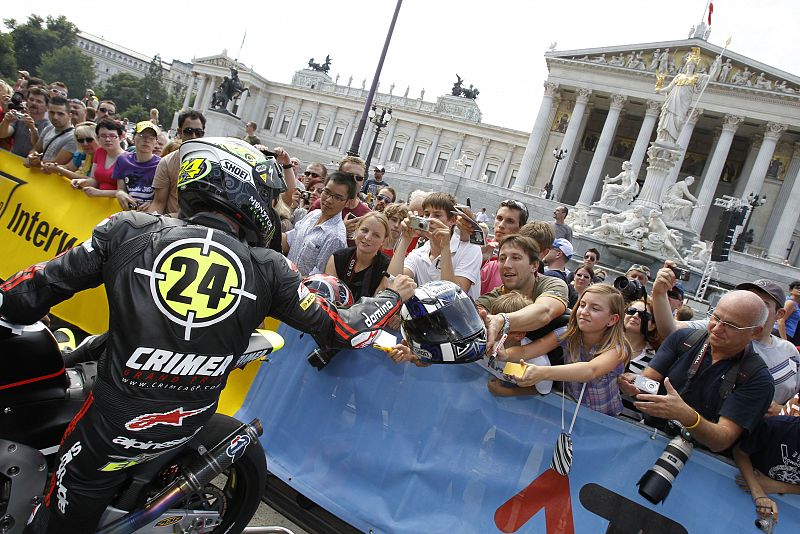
[629,100,661,176]
[378,120,398,164]
[399,125,419,171]
[195,75,210,111]
[236,89,249,117]
[453,133,466,163]
[288,103,301,139]
[359,121,375,156]
[734,136,763,197]
[322,107,340,148]
[422,128,443,176]
[767,143,800,259]
[690,114,744,232]
[497,143,515,185]
[578,94,627,205]
[270,96,286,136]
[304,102,321,144]
[666,109,703,187]
[513,81,560,191]
[550,88,591,198]
[739,122,787,198]
[471,138,491,180]
[341,111,356,152]
[182,75,195,109]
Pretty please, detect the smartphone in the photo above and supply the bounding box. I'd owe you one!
[502,361,526,378]
[670,265,690,281]
[346,212,358,221]
[409,215,429,232]
[633,375,660,394]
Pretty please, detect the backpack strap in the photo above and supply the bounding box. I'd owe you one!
[719,342,767,400]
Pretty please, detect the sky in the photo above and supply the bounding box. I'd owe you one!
[4,0,799,132]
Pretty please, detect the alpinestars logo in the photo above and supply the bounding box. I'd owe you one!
[361,301,395,327]
[55,441,82,514]
[125,404,213,431]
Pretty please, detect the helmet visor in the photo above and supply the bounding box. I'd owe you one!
[403,298,484,345]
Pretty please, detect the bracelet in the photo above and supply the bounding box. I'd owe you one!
[684,410,701,430]
[281,164,293,169]
[499,313,511,336]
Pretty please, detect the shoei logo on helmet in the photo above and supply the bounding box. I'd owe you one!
[178,158,213,187]
[134,228,257,340]
[221,159,253,185]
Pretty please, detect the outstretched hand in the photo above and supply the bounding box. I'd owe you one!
[388,274,416,302]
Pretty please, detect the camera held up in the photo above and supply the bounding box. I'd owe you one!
[613,276,646,302]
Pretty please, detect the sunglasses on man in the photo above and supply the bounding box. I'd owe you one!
[304,171,322,178]
[98,107,114,114]
[182,127,205,138]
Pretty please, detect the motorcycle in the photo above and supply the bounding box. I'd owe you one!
[0,319,284,534]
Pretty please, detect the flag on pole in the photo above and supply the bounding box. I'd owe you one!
[708,2,714,25]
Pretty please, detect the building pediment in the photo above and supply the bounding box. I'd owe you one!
[193,53,247,72]
[547,38,799,97]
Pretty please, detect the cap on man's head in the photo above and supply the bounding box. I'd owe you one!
[627,263,651,280]
[374,166,385,172]
[552,238,573,259]
[736,279,785,309]
[135,120,159,136]
[18,70,30,78]
[667,282,685,300]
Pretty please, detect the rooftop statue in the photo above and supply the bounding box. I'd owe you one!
[655,47,720,145]
[307,55,332,73]
[210,67,250,111]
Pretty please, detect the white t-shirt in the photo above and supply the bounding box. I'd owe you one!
[404,230,482,300]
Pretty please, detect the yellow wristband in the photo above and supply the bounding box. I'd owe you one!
[685,410,701,430]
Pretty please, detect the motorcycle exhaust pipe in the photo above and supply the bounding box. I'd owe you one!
[97,418,263,534]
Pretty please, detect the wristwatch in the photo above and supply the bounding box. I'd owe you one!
[281,164,293,170]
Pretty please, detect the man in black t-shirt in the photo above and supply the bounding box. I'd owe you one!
[619,290,774,452]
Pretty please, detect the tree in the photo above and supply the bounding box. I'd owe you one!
[98,56,179,126]
[3,15,78,75]
[98,72,141,113]
[0,31,15,80]
[39,46,95,96]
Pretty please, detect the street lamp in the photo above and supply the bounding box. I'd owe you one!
[544,147,567,200]
[733,192,767,252]
[364,106,392,180]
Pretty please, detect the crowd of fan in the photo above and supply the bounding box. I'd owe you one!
[1,70,797,523]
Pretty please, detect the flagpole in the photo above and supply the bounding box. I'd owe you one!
[236,28,247,62]
[687,37,731,121]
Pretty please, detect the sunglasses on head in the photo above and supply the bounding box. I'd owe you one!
[182,127,205,137]
[76,137,95,144]
[500,199,528,218]
[304,171,321,178]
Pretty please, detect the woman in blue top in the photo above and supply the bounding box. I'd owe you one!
[777,280,800,345]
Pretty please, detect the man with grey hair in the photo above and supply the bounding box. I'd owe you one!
[619,289,774,452]
[407,190,430,215]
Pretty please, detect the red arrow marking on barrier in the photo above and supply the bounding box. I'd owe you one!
[494,468,575,534]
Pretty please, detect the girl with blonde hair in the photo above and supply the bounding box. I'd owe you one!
[43,121,98,179]
[326,212,392,300]
[502,284,631,415]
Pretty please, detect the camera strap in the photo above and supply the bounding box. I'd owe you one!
[551,381,587,476]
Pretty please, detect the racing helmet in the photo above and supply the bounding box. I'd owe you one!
[177,137,281,246]
[400,280,486,363]
[302,274,354,307]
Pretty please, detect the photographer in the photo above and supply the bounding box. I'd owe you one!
[618,290,773,452]
[652,261,800,414]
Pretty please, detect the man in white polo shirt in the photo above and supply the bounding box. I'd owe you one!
[387,192,482,299]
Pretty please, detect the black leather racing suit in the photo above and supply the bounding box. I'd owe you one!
[0,211,403,533]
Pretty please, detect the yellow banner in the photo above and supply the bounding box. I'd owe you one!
[0,150,118,333]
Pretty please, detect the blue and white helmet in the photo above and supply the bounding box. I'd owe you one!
[400,280,486,364]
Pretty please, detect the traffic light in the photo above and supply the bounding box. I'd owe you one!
[711,207,745,262]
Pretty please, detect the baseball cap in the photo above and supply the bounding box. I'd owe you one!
[667,282,685,300]
[736,279,785,309]
[552,238,573,259]
[18,70,30,78]
[627,263,651,280]
[135,120,159,136]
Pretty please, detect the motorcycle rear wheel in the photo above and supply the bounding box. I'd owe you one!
[170,413,267,534]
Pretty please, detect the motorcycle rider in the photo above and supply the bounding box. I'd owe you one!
[0,137,416,533]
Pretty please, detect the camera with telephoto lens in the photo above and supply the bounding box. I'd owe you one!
[755,515,775,534]
[8,91,26,112]
[613,276,646,302]
[637,427,693,504]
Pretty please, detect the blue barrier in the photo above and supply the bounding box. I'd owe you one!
[236,325,800,533]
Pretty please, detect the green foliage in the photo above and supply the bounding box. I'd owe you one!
[3,15,78,76]
[39,46,95,96]
[98,57,180,126]
[0,32,15,80]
